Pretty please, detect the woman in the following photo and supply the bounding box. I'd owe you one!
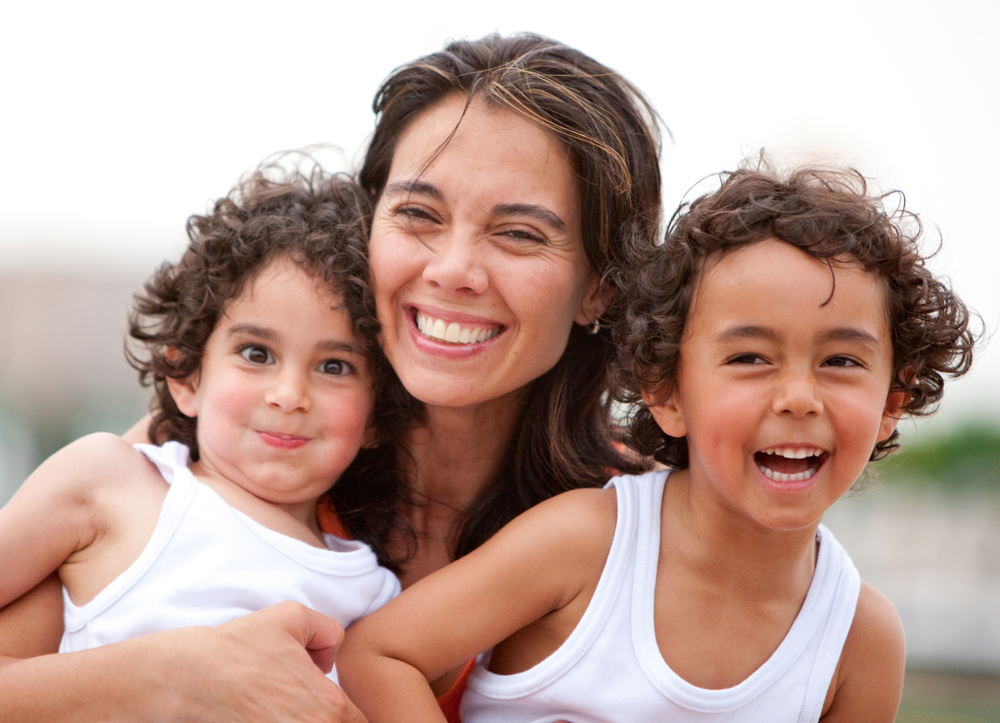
[0,33,662,721]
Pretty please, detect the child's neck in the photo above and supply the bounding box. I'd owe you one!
[189,461,325,548]
[665,468,819,592]
[653,469,821,689]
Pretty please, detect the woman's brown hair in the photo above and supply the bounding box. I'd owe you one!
[333,33,663,566]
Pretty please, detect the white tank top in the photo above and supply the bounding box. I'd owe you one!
[59,441,400,682]
[461,470,860,722]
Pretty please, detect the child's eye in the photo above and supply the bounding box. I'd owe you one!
[318,359,354,376]
[727,353,768,365]
[824,355,863,368]
[239,345,273,365]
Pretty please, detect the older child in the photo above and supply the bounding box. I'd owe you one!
[0,164,399,682]
[338,164,976,721]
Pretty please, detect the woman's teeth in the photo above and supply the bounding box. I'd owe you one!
[755,447,824,483]
[416,312,501,344]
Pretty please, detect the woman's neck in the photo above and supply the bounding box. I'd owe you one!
[394,393,525,588]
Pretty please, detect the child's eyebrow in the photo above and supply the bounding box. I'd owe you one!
[228,323,276,341]
[822,327,882,347]
[716,325,779,343]
[716,325,882,347]
[227,323,363,355]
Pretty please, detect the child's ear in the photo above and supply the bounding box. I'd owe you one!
[642,386,687,439]
[574,279,616,328]
[166,374,199,418]
[164,348,200,418]
[877,385,909,443]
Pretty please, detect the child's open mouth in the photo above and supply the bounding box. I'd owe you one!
[754,447,827,483]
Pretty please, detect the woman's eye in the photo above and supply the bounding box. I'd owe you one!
[499,228,546,244]
[318,359,353,376]
[396,205,437,223]
[239,345,273,365]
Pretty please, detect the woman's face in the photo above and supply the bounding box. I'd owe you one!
[369,94,605,410]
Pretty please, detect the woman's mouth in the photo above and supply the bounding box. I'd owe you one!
[754,447,827,483]
[415,310,502,345]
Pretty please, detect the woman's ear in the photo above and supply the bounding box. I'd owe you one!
[642,386,687,439]
[575,279,616,327]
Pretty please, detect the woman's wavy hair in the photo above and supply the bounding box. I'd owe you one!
[126,160,384,462]
[335,33,663,566]
[613,162,978,469]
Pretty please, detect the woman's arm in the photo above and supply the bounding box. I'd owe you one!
[0,601,365,721]
[339,487,617,723]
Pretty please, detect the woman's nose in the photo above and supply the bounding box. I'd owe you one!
[422,232,488,294]
[265,368,312,412]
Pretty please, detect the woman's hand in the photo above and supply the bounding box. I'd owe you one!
[0,600,366,722]
[148,602,368,722]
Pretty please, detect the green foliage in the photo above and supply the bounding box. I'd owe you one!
[882,422,1000,490]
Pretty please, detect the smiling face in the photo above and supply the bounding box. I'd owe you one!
[167,256,374,519]
[368,94,607,411]
[648,239,903,532]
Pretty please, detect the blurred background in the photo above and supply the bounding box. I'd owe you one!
[1,1,997,718]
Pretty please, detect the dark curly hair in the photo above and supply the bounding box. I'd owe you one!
[126,160,382,461]
[613,163,978,469]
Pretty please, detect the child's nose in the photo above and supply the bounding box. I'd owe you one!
[772,371,823,417]
[265,368,312,412]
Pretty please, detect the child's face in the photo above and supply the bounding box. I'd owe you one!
[169,256,375,513]
[648,238,903,532]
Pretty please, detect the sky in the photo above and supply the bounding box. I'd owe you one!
[1,0,998,433]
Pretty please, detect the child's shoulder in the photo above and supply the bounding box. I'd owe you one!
[42,433,160,496]
[822,581,905,720]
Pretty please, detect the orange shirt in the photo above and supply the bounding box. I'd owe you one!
[317,501,469,722]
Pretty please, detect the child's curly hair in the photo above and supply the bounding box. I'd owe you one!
[126,160,380,460]
[612,163,977,469]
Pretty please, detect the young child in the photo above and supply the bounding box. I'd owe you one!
[338,164,976,721]
[0,163,400,682]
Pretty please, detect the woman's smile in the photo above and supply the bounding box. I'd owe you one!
[412,307,503,346]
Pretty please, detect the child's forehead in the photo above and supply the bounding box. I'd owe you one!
[691,238,889,327]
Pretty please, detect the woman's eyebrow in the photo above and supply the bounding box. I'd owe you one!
[492,203,567,231]
[383,179,442,200]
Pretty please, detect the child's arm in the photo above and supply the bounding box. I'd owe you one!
[0,432,152,609]
[338,487,618,722]
[821,582,906,721]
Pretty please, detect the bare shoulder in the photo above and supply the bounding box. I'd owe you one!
[822,581,905,721]
[507,487,619,559]
[34,432,156,499]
